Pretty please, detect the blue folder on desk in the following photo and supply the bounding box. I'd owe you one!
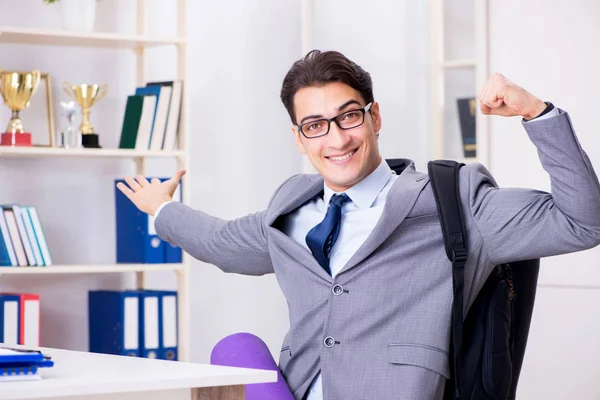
[0,346,54,381]
[88,290,140,357]
[115,179,164,264]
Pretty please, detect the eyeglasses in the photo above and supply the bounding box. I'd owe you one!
[296,102,373,139]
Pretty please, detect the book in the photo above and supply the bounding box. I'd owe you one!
[456,97,477,158]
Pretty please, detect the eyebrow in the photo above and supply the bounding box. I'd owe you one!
[299,99,362,124]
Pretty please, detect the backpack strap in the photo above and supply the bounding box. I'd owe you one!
[427,160,467,400]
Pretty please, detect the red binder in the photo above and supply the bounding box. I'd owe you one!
[18,294,40,347]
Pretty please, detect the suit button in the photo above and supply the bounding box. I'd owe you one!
[332,284,344,296]
[324,336,335,348]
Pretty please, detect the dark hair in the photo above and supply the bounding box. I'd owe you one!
[280,49,374,125]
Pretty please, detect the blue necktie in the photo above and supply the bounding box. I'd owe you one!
[306,193,350,275]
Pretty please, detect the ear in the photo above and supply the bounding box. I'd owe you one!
[370,101,382,133]
[292,126,307,155]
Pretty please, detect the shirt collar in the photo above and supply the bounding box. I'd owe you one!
[323,159,395,209]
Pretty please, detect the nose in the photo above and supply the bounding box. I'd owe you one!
[327,121,351,148]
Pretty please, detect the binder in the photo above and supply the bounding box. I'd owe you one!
[0,295,19,345]
[163,181,182,263]
[88,290,140,357]
[115,179,164,264]
[157,290,178,361]
[138,291,160,359]
[19,294,40,346]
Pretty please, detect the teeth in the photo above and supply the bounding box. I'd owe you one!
[330,151,355,161]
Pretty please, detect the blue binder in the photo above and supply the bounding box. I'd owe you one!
[156,290,178,361]
[115,179,164,264]
[164,243,182,263]
[0,295,20,345]
[88,290,140,357]
[162,180,182,263]
[138,291,160,359]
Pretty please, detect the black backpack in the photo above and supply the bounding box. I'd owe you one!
[386,158,541,400]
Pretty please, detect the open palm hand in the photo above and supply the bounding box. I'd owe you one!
[116,169,186,216]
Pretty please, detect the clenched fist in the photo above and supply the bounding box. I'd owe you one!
[478,73,547,120]
[116,169,186,216]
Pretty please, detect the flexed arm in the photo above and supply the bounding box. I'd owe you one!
[464,73,600,264]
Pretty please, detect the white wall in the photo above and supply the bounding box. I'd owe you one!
[487,0,600,398]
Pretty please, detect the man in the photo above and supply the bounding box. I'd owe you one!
[117,50,600,400]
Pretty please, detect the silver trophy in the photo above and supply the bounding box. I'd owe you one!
[58,100,82,148]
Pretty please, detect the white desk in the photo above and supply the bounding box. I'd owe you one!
[0,347,278,400]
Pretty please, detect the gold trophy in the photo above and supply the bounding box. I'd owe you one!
[63,82,108,148]
[0,68,41,146]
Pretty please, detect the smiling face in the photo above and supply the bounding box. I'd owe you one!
[292,81,382,192]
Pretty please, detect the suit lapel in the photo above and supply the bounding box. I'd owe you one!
[265,174,333,280]
[265,174,323,226]
[263,164,429,279]
[338,165,429,276]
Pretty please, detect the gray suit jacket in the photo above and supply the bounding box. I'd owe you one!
[156,109,600,400]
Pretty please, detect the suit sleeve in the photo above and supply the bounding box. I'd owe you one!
[155,203,273,275]
[463,108,600,265]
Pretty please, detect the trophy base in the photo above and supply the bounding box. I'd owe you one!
[0,132,32,146]
[82,134,101,149]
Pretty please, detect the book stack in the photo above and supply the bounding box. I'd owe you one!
[0,347,53,382]
[118,80,183,152]
[88,290,178,361]
[0,205,52,267]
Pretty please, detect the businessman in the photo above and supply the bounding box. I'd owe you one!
[117,50,600,400]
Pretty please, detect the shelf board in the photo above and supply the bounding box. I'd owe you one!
[0,146,184,159]
[0,264,185,275]
[456,157,478,164]
[442,59,477,69]
[0,26,185,49]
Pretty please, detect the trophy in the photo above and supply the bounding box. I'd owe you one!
[63,82,108,148]
[58,100,81,148]
[0,68,41,146]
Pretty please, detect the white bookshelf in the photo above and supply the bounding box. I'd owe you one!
[429,0,490,167]
[0,264,185,275]
[0,26,185,49]
[0,146,184,158]
[0,0,191,362]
